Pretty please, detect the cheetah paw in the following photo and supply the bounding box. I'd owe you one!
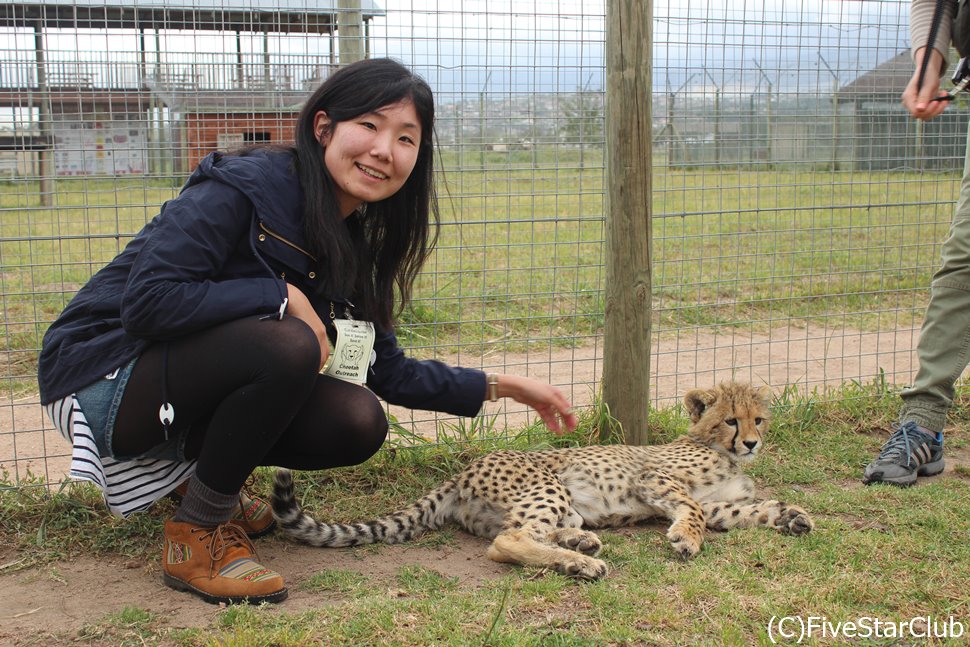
[667,531,702,559]
[776,507,814,536]
[555,554,609,580]
[551,529,603,556]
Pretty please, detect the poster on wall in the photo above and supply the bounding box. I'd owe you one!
[53,120,148,176]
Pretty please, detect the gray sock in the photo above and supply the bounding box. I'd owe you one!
[173,477,238,527]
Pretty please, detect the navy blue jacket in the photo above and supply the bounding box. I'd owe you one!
[38,149,486,417]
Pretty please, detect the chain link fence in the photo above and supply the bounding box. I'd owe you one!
[1,0,960,486]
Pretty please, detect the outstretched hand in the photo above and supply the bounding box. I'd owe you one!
[490,374,578,435]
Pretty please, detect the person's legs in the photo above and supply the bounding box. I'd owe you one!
[114,315,322,604]
[114,315,393,602]
[115,315,323,497]
[899,226,970,428]
[863,128,970,485]
[261,374,388,470]
[162,374,389,537]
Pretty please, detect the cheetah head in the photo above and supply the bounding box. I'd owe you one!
[683,382,772,462]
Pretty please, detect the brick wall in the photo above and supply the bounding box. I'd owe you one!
[182,112,299,170]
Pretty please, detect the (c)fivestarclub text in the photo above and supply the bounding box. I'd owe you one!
[767,615,964,643]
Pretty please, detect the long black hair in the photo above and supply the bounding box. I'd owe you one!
[293,57,438,330]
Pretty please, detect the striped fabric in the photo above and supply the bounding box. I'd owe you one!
[45,394,197,518]
[218,557,280,582]
[166,540,192,564]
[236,494,269,522]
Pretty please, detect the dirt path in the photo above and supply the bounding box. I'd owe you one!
[2,324,922,483]
[0,532,508,642]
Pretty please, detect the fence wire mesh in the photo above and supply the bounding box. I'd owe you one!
[0,0,959,487]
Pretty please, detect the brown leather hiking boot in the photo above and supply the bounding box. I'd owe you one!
[162,519,288,604]
[170,479,277,539]
[233,489,277,538]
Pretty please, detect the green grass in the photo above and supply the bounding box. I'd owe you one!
[0,154,960,396]
[2,379,970,644]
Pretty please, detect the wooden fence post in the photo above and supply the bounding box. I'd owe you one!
[602,0,653,444]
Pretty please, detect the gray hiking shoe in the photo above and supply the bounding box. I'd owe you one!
[862,421,944,486]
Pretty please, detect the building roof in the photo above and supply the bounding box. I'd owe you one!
[0,0,384,34]
[838,50,913,101]
[157,89,311,112]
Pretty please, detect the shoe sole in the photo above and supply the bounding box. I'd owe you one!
[163,573,288,605]
[863,458,945,487]
[917,458,946,477]
[863,472,917,487]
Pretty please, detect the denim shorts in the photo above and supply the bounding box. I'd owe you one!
[74,357,188,461]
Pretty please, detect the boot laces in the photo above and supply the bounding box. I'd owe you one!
[237,475,260,521]
[192,522,257,578]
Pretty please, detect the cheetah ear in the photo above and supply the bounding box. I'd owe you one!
[754,385,774,408]
[684,388,717,423]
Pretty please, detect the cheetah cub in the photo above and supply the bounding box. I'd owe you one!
[271,382,813,580]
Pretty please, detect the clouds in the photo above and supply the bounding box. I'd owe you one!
[369,0,909,96]
[653,0,908,91]
[368,0,605,95]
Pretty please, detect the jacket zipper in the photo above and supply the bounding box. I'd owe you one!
[258,221,317,261]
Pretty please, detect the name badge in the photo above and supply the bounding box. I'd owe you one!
[322,318,375,385]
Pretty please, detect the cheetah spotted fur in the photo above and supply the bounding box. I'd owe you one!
[271,382,813,580]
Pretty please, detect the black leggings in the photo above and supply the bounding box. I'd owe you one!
[113,316,388,495]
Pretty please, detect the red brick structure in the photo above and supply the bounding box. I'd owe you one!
[181,110,300,171]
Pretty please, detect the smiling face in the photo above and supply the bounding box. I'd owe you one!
[314,99,422,218]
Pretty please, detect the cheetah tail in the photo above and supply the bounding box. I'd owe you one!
[270,468,458,547]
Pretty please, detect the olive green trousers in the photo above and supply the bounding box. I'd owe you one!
[900,127,970,433]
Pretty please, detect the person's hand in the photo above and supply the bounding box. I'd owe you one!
[903,47,949,121]
[285,283,330,370]
[489,374,578,435]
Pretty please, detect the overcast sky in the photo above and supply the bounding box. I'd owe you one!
[1,0,911,98]
[361,0,909,96]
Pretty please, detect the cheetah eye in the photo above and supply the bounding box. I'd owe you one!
[755,417,764,425]
[725,418,738,427]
